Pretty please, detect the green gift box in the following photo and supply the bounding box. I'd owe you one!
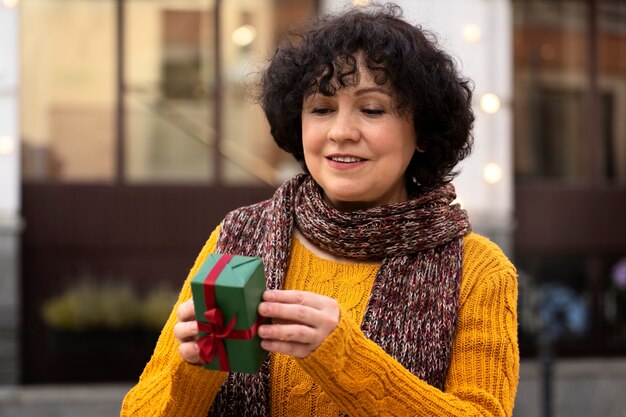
[190,253,268,374]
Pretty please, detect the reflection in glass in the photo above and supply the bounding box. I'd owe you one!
[221,1,312,185]
[597,0,626,184]
[124,0,313,185]
[20,0,317,184]
[125,1,215,183]
[21,0,116,182]
[513,0,626,184]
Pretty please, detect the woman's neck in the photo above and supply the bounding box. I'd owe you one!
[293,229,378,265]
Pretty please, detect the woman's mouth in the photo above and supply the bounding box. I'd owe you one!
[328,156,365,163]
[326,155,367,170]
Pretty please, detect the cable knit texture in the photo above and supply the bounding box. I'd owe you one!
[121,228,519,417]
[209,174,470,416]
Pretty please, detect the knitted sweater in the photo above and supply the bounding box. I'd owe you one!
[121,227,519,417]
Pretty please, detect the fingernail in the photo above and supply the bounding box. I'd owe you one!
[265,290,276,301]
[258,302,269,315]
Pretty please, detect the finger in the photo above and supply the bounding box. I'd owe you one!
[258,323,318,344]
[258,301,324,327]
[260,339,313,359]
[259,301,340,335]
[263,290,330,310]
[178,340,201,364]
[173,320,199,342]
[177,298,196,321]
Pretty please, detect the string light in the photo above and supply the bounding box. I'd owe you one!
[483,162,503,184]
[462,23,482,44]
[0,136,15,156]
[480,93,501,114]
[232,25,257,47]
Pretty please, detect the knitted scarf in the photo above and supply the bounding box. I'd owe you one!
[208,174,471,416]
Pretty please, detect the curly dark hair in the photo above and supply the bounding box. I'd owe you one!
[259,2,474,190]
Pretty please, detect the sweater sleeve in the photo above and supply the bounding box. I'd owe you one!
[297,234,519,417]
[121,226,228,417]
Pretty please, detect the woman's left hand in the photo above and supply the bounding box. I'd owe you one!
[257,290,340,359]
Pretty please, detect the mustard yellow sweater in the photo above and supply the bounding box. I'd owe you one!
[122,227,519,416]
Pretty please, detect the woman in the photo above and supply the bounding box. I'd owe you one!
[122,3,519,416]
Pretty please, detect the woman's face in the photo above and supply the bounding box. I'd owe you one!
[301,69,417,211]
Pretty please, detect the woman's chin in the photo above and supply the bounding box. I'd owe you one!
[323,193,376,211]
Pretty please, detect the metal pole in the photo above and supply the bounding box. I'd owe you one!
[213,0,223,184]
[586,0,600,184]
[539,327,553,417]
[116,0,126,184]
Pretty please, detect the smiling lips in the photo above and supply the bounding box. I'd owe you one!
[329,156,364,163]
[326,155,367,169]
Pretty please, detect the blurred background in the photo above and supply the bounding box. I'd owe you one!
[0,0,624,416]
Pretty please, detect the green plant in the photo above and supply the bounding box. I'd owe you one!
[98,284,139,329]
[42,281,178,332]
[139,286,178,330]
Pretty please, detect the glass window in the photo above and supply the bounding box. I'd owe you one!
[221,0,312,185]
[517,255,626,357]
[21,0,315,184]
[517,256,591,357]
[21,0,116,182]
[513,0,626,184]
[513,0,590,183]
[598,0,626,184]
[125,0,215,183]
[125,0,311,185]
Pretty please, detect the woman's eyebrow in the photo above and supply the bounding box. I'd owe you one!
[354,87,392,97]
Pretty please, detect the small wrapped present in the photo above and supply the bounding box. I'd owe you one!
[190,253,268,374]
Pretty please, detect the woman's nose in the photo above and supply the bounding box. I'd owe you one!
[327,111,360,142]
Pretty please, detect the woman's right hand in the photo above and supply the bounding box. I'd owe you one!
[173,298,202,365]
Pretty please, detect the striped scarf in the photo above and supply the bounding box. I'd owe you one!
[208,174,471,416]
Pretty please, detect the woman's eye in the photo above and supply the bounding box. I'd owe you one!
[363,108,385,116]
[312,107,332,115]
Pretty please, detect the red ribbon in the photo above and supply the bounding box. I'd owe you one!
[197,308,237,370]
[197,254,265,371]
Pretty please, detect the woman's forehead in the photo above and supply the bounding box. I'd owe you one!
[307,58,394,97]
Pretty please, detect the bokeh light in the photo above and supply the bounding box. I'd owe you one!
[483,162,503,184]
[480,93,501,114]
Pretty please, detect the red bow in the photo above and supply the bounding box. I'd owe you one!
[197,307,237,371]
